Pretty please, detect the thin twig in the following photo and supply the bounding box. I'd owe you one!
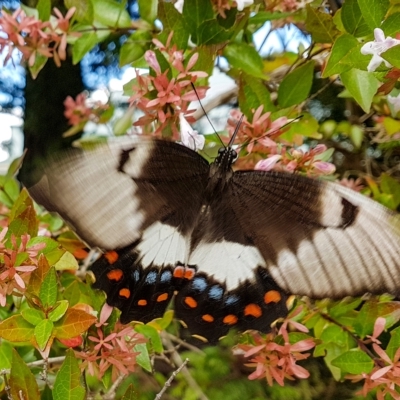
[1,356,65,375]
[103,374,127,400]
[154,359,189,400]
[162,336,209,400]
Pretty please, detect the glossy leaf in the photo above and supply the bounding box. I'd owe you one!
[224,43,265,80]
[93,0,131,27]
[10,349,40,400]
[135,324,163,353]
[305,5,339,43]
[39,267,58,308]
[238,73,275,119]
[340,68,379,112]
[34,319,54,351]
[278,61,314,107]
[134,342,152,372]
[49,300,70,322]
[53,350,85,400]
[65,0,94,23]
[341,0,370,37]
[331,349,374,375]
[53,308,96,339]
[381,44,400,69]
[72,33,99,64]
[138,0,158,24]
[121,384,137,400]
[21,308,45,326]
[0,315,35,342]
[28,253,51,296]
[358,0,389,30]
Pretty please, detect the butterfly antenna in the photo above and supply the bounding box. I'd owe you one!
[235,115,303,152]
[190,82,225,148]
[228,114,245,148]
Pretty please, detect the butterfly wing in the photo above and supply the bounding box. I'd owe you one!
[26,137,211,324]
[229,171,400,298]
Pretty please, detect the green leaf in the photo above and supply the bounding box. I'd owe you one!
[21,308,45,326]
[29,54,49,79]
[39,267,58,308]
[65,0,94,23]
[113,107,136,135]
[238,73,274,119]
[331,349,374,374]
[4,178,20,204]
[224,43,265,79]
[138,0,158,24]
[249,11,293,25]
[54,308,96,339]
[10,349,40,400]
[278,61,314,107]
[157,2,189,50]
[386,326,400,359]
[119,30,151,67]
[54,251,79,271]
[93,0,132,27]
[121,384,137,400]
[322,34,360,77]
[0,315,35,342]
[135,324,163,353]
[182,0,214,32]
[354,301,377,338]
[358,0,389,30]
[381,44,400,69]
[305,5,339,43]
[349,125,364,148]
[381,13,400,37]
[380,174,400,209]
[341,0,370,37]
[37,0,51,21]
[134,342,152,372]
[340,68,379,112]
[49,300,70,322]
[34,319,54,351]
[0,341,13,369]
[196,20,232,45]
[72,33,99,64]
[53,350,85,400]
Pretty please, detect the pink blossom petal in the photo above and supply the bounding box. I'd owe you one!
[255,155,282,171]
[371,365,393,380]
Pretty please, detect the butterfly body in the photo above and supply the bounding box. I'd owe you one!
[25,136,400,342]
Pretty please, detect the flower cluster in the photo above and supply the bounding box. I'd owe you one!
[236,307,315,386]
[0,228,45,306]
[64,92,110,126]
[0,7,76,67]
[226,106,335,175]
[75,304,146,381]
[129,32,208,140]
[346,318,400,400]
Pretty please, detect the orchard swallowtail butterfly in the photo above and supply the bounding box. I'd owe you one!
[25,136,400,343]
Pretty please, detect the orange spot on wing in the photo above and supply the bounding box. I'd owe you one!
[173,267,185,279]
[202,314,214,322]
[119,288,130,299]
[223,314,238,325]
[156,293,168,302]
[264,290,281,304]
[184,268,195,280]
[244,304,262,318]
[105,251,119,264]
[107,269,123,282]
[184,296,197,308]
[138,299,147,306]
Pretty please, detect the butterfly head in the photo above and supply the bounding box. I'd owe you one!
[215,147,238,171]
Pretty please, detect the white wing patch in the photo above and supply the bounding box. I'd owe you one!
[189,241,266,291]
[136,222,188,268]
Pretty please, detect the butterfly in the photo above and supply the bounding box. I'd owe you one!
[25,135,400,343]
